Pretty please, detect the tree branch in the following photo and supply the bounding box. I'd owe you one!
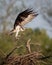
[6,45,23,59]
[26,39,31,53]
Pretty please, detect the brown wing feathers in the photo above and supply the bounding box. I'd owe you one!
[14,8,38,29]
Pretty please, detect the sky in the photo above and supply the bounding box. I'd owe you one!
[22,0,52,38]
[25,14,52,38]
[0,0,52,38]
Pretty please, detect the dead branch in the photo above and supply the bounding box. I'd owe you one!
[26,39,31,53]
[5,45,23,59]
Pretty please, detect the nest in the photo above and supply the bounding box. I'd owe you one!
[1,39,51,65]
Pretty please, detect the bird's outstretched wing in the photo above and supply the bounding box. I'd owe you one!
[14,8,38,29]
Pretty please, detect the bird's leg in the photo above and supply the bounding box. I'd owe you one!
[15,25,21,39]
[15,30,20,39]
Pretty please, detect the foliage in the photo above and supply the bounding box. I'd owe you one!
[0,28,52,65]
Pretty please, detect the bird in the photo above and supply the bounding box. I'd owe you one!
[9,8,38,39]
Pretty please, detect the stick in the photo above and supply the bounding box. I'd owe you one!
[26,39,31,53]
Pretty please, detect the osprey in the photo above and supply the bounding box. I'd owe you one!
[10,8,38,39]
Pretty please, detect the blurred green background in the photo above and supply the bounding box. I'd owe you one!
[0,28,52,65]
